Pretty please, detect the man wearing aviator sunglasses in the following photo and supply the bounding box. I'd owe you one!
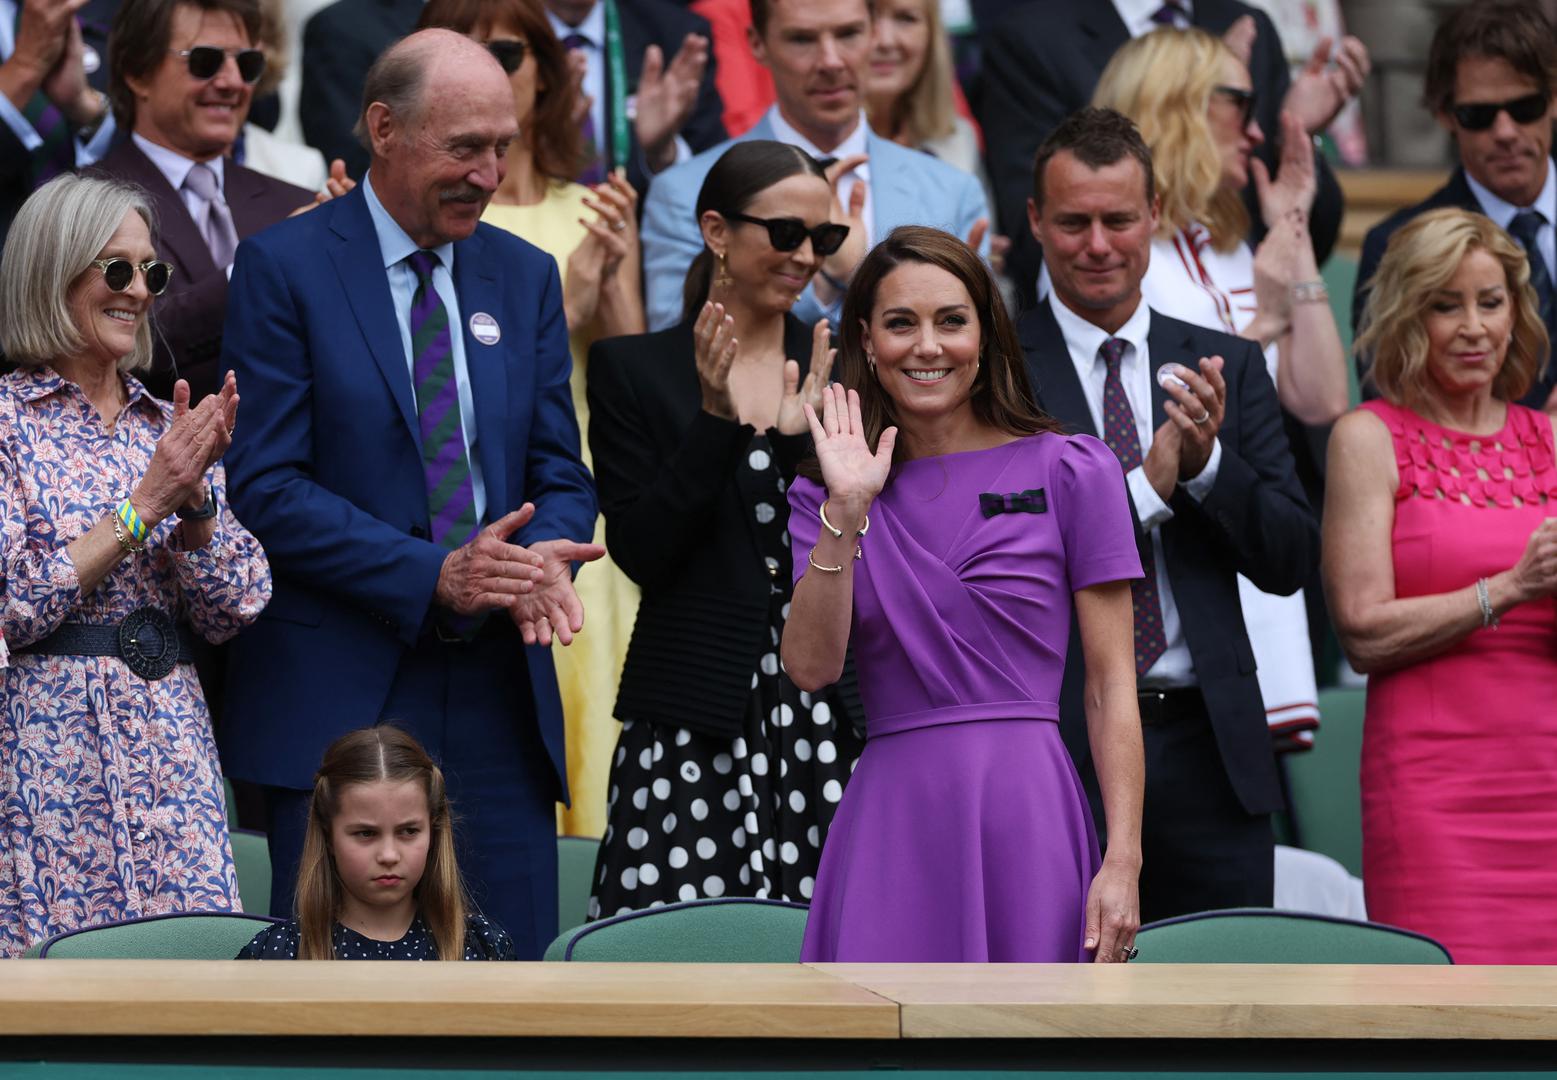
[1356,0,1557,410]
[90,0,318,403]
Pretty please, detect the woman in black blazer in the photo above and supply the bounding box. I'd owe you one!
[586,141,863,916]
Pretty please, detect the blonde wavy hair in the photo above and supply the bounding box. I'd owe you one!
[1356,208,1549,408]
[867,0,955,146]
[1091,27,1248,252]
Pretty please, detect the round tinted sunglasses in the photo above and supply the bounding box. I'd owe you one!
[1212,84,1258,128]
[90,258,173,296]
[725,213,850,256]
[171,46,266,84]
[485,39,528,75]
[1451,93,1549,131]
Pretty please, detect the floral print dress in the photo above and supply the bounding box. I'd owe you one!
[0,366,272,956]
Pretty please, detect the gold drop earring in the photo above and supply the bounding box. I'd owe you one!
[713,251,732,289]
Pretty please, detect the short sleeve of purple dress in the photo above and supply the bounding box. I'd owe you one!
[788,433,1142,961]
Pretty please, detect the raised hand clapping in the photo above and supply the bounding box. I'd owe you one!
[777,320,836,436]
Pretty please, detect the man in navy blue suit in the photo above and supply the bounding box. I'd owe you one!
[220,28,601,957]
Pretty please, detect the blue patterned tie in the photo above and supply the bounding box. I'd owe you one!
[1509,210,1553,330]
[1099,338,1167,676]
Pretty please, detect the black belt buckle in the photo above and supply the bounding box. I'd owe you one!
[119,606,180,680]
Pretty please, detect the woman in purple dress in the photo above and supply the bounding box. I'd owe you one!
[782,226,1144,963]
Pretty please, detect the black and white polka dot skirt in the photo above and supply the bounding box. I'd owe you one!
[588,435,863,918]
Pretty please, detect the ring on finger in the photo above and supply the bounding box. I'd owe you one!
[611,218,626,232]
[1193,410,1210,425]
[1120,945,1139,961]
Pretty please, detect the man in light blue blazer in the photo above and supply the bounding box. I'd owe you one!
[220,29,601,957]
[640,0,991,331]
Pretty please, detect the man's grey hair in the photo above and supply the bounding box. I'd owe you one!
[0,174,156,373]
[353,36,430,151]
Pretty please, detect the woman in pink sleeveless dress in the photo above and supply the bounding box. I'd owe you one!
[1326,208,1557,964]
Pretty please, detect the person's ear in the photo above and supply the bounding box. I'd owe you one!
[1434,108,1456,136]
[747,23,770,68]
[1026,196,1042,244]
[365,101,397,157]
[1147,192,1161,235]
[699,209,729,254]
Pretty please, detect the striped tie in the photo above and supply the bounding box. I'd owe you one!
[1099,337,1168,676]
[406,250,479,549]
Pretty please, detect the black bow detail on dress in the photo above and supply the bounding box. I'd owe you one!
[979,489,1048,518]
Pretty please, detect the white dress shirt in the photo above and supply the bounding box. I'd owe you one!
[765,105,873,248]
[362,172,488,524]
[1466,162,1557,280]
[547,2,690,175]
[1111,0,1194,35]
[0,0,116,165]
[1050,293,1221,688]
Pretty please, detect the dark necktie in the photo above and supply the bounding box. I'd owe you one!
[14,2,76,186]
[1509,210,1554,329]
[562,33,607,185]
[406,251,478,549]
[1099,338,1168,676]
[1150,1,1187,27]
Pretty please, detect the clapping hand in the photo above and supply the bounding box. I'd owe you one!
[134,374,239,526]
[776,320,836,436]
[508,535,606,645]
[694,300,738,420]
[635,33,710,173]
[820,155,869,290]
[1283,34,1370,136]
[1251,111,1317,229]
[803,383,895,526]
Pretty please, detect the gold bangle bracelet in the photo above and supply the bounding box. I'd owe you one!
[819,499,870,539]
[807,546,844,574]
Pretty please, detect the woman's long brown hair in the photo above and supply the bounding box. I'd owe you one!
[294,725,467,960]
[799,226,1060,481]
[417,0,586,182]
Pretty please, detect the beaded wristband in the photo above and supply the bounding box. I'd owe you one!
[116,499,148,544]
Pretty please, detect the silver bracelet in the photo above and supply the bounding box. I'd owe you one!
[1291,279,1329,304]
[1476,577,1499,629]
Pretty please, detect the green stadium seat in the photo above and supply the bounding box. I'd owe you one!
[557,835,600,932]
[230,827,272,917]
[1135,907,1450,964]
[544,897,809,962]
[35,911,282,959]
[1285,686,1366,876]
[1321,252,1360,404]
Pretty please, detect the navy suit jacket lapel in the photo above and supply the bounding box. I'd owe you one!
[1021,300,1099,439]
[327,188,421,444]
[452,228,508,516]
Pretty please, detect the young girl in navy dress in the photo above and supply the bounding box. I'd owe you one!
[237,726,515,960]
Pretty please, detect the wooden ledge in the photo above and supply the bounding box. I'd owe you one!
[813,963,1557,1040]
[0,961,900,1039]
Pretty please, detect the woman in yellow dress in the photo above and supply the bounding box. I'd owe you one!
[420,0,645,838]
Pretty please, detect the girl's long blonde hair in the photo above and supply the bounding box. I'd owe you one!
[1091,27,1249,252]
[294,725,467,960]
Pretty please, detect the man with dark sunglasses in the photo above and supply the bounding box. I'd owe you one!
[1356,0,1557,411]
[89,0,316,404]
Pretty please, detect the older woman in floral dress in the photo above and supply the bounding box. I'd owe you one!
[0,175,271,956]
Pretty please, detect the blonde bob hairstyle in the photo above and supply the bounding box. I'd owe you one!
[1091,27,1249,252]
[0,174,156,373]
[1356,208,1549,408]
[867,0,956,147]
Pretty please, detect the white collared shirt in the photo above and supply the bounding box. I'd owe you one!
[0,0,116,165]
[1049,293,1222,688]
[1111,0,1194,35]
[1466,162,1557,280]
[764,105,873,246]
[362,172,487,523]
[546,2,689,175]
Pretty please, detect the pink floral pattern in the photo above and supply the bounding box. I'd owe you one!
[0,366,272,957]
